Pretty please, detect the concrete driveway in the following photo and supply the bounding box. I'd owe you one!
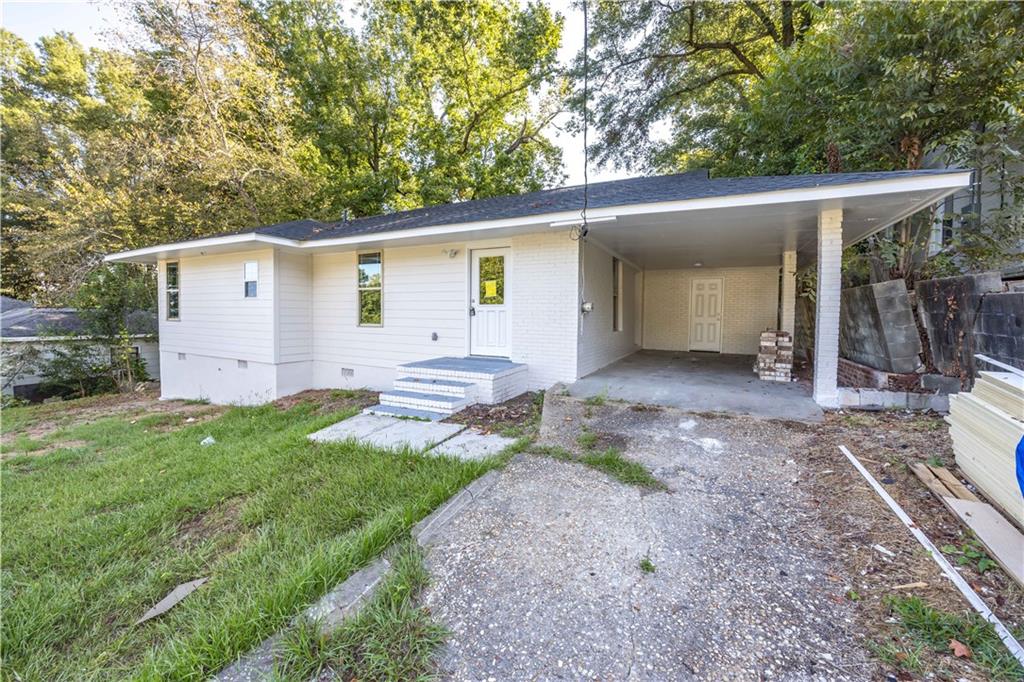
[421,392,870,680]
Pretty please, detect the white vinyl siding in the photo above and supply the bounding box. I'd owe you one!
[642,266,779,355]
[276,251,313,363]
[157,250,276,363]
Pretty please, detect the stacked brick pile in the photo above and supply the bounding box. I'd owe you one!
[755,330,793,382]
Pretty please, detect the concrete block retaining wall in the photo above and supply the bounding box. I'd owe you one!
[915,271,1005,377]
[839,279,922,373]
[973,291,1024,372]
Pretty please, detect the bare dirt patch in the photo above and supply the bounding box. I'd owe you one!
[795,410,1024,680]
[445,391,542,437]
[2,385,228,444]
[272,389,377,415]
[174,497,247,551]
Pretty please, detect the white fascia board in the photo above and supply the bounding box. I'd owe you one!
[104,233,298,263]
[300,172,973,249]
[104,172,972,260]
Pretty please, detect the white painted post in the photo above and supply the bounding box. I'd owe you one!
[813,208,843,407]
[780,249,797,336]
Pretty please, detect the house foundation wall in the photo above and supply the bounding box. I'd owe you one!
[159,350,278,405]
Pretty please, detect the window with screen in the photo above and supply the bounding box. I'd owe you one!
[244,261,258,298]
[166,262,180,320]
[358,252,382,325]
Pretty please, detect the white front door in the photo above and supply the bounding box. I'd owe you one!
[689,277,723,352]
[470,248,510,357]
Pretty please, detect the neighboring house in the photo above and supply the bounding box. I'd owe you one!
[928,151,1023,278]
[0,297,160,399]
[105,169,971,412]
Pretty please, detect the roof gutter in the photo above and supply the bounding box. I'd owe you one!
[105,172,972,263]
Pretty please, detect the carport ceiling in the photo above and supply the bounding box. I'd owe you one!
[587,186,959,270]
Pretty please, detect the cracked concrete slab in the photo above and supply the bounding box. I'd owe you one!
[430,428,517,461]
[308,414,464,451]
[362,420,463,450]
[421,394,872,681]
[307,414,397,443]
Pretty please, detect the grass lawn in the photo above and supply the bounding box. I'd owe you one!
[1,391,495,680]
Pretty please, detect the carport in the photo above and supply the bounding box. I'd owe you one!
[569,350,822,421]
[573,169,972,412]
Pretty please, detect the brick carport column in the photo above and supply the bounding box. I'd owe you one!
[780,249,797,335]
[813,208,843,407]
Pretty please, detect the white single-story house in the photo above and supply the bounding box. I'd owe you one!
[105,169,971,415]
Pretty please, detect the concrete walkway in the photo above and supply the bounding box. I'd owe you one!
[569,350,823,422]
[421,393,870,680]
[307,413,516,460]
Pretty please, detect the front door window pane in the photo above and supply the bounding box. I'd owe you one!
[478,256,504,305]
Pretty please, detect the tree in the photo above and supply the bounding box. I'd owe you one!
[718,1,1024,281]
[248,0,565,217]
[2,0,568,303]
[575,0,818,172]
[1,3,326,302]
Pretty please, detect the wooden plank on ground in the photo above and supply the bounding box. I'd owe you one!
[945,497,1024,587]
[929,465,980,502]
[910,463,956,507]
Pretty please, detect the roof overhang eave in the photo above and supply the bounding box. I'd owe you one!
[104,171,973,263]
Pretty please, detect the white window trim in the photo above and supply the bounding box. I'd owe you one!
[166,261,180,321]
[357,250,383,327]
[612,258,623,332]
[243,261,259,298]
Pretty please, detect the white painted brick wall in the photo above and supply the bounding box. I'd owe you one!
[642,266,780,354]
[577,239,640,377]
[780,250,797,335]
[813,209,843,407]
[507,231,580,388]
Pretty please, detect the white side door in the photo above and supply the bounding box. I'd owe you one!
[689,277,723,352]
[470,248,510,357]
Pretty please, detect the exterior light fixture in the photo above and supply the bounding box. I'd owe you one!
[693,261,703,267]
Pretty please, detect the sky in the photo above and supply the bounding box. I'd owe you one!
[1,0,638,186]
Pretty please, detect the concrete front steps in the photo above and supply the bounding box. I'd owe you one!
[365,356,528,421]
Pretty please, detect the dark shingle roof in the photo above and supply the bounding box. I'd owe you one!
[1,296,31,312]
[1,306,157,339]
[241,168,964,242]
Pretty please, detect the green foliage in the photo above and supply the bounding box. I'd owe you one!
[577,0,815,172]
[581,1,1023,279]
[940,541,998,575]
[576,428,599,450]
[534,445,666,490]
[886,596,1024,680]
[277,543,447,682]
[1,8,323,302]
[639,556,655,573]
[2,0,565,303]
[249,0,564,218]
